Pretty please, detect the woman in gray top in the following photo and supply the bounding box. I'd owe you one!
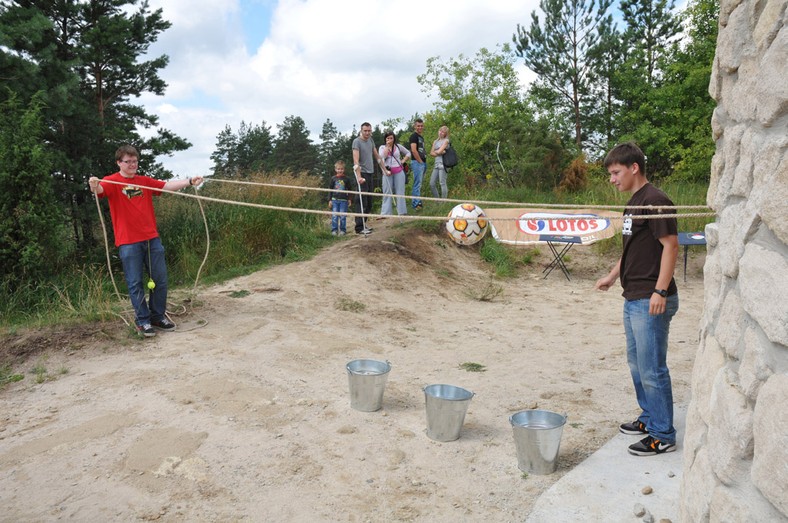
[430,126,450,199]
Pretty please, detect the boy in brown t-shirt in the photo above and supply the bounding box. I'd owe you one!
[595,142,680,456]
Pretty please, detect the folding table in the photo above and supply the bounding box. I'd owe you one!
[542,236,581,281]
[483,208,623,282]
[678,232,707,282]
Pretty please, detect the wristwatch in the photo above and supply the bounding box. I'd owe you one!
[653,289,668,297]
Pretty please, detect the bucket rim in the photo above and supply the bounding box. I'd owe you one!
[509,409,567,429]
[423,383,475,400]
[346,358,391,374]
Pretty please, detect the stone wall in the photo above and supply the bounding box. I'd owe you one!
[680,0,788,520]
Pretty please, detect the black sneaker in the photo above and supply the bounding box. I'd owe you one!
[619,420,648,435]
[628,435,676,456]
[137,323,156,337]
[152,317,176,332]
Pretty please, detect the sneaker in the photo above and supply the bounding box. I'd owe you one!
[339,231,347,236]
[331,230,338,236]
[619,420,648,435]
[137,323,156,337]
[152,317,176,332]
[628,435,676,456]
[357,228,373,235]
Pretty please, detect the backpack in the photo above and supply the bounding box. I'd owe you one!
[443,143,458,169]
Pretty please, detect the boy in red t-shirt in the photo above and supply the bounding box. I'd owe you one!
[89,145,203,337]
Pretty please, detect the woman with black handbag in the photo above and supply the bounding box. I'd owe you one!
[429,125,451,199]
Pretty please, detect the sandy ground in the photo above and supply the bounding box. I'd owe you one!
[0,221,706,522]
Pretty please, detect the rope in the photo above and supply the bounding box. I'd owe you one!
[93,192,123,301]
[92,175,714,331]
[193,188,211,290]
[95,178,717,221]
[206,177,712,210]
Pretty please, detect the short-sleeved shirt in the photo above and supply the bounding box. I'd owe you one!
[620,183,678,300]
[352,136,376,174]
[433,138,448,169]
[328,175,353,201]
[409,132,426,163]
[99,172,165,246]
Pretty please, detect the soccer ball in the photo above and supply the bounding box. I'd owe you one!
[446,203,488,245]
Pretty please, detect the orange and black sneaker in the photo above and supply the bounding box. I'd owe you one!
[619,420,647,435]
[628,435,676,456]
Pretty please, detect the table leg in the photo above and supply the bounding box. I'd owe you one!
[684,245,689,283]
[543,242,573,281]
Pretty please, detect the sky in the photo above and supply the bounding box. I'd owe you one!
[137,0,541,178]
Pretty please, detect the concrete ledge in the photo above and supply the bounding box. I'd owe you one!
[527,405,686,522]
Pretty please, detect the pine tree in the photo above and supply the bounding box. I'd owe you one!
[0,0,190,249]
[272,115,318,175]
[317,119,353,185]
[513,0,612,151]
[210,121,274,178]
[616,0,686,178]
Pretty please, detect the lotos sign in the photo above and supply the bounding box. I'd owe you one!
[519,213,611,238]
[484,208,623,246]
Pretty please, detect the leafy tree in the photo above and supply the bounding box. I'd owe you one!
[0,92,63,283]
[613,0,683,177]
[380,117,405,134]
[513,0,613,150]
[419,45,570,189]
[271,115,318,175]
[648,0,718,181]
[498,111,571,190]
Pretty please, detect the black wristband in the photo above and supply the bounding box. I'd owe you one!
[653,289,668,297]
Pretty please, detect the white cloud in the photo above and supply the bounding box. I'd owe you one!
[139,0,539,177]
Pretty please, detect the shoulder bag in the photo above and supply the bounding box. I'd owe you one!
[443,142,458,169]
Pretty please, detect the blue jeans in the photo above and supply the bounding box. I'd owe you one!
[410,161,426,208]
[118,237,168,326]
[623,294,679,443]
[331,199,349,233]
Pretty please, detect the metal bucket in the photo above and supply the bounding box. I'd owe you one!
[510,409,567,475]
[346,359,391,412]
[423,384,475,442]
